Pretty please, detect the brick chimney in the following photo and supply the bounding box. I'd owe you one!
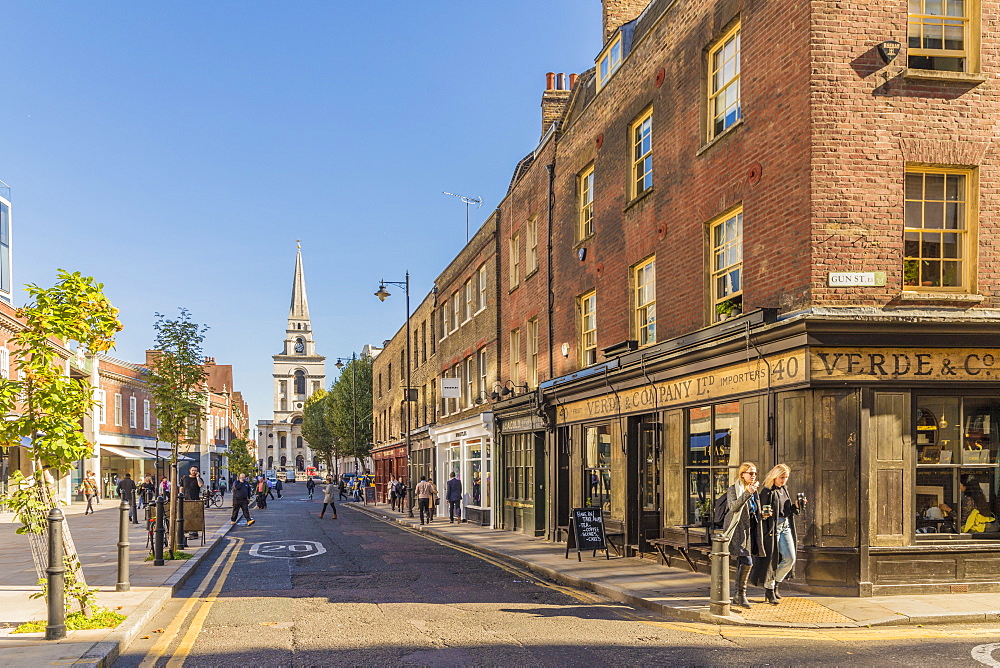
[602,0,649,43]
[541,72,573,139]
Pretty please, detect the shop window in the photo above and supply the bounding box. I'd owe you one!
[505,433,534,503]
[579,165,594,240]
[710,207,743,321]
[904,168,974,292]
[708,24,742,140]
[583,424,613,514]
[915,396,999,539]
[629,109,653,199]
[633,257,656,346]
[466,439,490,507]
[685,402,741,524]
[908,0,978,72]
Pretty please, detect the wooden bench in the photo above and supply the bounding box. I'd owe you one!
[648,525,711,571]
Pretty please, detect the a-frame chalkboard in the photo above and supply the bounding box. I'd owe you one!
[565,507,610,561]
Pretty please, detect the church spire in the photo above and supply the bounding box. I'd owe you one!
[289,241,311,323]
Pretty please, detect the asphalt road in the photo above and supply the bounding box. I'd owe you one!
[114,491,1000,667]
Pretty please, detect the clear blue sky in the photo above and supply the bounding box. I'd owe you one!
[4,1,603,423]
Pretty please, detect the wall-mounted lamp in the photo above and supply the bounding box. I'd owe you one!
[491,380,529,402]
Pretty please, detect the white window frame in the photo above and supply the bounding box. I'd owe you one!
[0,347,8,379]
[477,264,488,312]
[510,328,522,385]
[96,389,107,425]
[464,278,474,322]
[509,234,520,289]
[114,393,123,427]
[527,318,539,388]
[143,399,150,430]
[527,217,538,275]
[477,348,488,399]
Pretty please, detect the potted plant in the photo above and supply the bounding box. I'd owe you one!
[715,298,742,321]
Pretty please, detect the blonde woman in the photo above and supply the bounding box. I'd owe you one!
[750,464,805,604]
[726,461,766,608]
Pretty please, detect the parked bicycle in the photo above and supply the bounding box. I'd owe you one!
[202,488,224,509]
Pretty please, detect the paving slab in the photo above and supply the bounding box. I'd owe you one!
[348,501,1000,629]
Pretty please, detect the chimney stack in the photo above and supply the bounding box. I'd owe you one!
[602,0,649,43]
[541,72,575,139]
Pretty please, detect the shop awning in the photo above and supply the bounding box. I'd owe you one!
[143,448,195,462]
[100,446,156,460]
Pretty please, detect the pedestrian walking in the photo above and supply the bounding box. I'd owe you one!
[159,476,171,500]
[396,478,407,514]
[79,471,99,515]
[428,478,439,522]
[230,473,255,526]
[306,477,316,500]
[446,471,463,523]
[388,477,399,511]
[255,476,269,509]
[266,478,276,500]
[275,477,283,499]
[415,475,434,525]
[319,476,338,519]
[116,472,138,523]
[218,476,227,500]
[726,461,765,609]
[338,477,348,500]
[751,464,805,605]
[139,476,155,509]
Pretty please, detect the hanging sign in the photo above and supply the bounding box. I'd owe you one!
[441,378,462,398]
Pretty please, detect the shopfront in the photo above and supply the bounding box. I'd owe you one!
[536,312,1000,595]
[494,395,546,535]
[430,413,493,525]
[372,442,408,502]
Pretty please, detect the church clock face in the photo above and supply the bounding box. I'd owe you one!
[294,340,304,353]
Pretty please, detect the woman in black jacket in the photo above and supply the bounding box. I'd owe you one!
[750,464,805,604]
[725,461,766,608]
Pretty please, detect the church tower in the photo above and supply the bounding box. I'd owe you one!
[257,244,326,475]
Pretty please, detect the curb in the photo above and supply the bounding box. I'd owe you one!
[72,519,237,668]
[347,503,998,629]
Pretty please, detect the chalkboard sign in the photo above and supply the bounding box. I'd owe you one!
[364,486,376,504]
[565,507,609,561]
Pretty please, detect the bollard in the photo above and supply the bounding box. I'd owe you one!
[709,530,732,617]
[177,493,187,549]
[116,498,131,592]
[131,493,139,524]
[45,508,66,640]
[153,496,165,566]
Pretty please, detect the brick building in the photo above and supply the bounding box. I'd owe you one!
[373,0,1000,595]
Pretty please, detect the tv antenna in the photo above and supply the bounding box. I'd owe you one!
[442,191,483,242]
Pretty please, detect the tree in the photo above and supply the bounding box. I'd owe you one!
[0,270,121,615]
[328,355,373,470]
[144,309,208,557]
[301,388,336,471]
[224,432,257,478]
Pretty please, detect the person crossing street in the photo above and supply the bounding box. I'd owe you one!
[230,473,255,526]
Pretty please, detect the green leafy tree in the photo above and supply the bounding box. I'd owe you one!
[0,270,121,615]
[328,356,373,470]
[145,309,208,557]
[224,432,257,478]
[301,388,336,472]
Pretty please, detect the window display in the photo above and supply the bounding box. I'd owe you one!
[685,402,741,524]
[915,396,999,539]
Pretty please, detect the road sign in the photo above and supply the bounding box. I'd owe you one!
[249,540,327,559]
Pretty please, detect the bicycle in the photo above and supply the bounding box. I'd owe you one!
[202,489,224,509]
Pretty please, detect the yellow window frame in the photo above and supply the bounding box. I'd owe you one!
[707,23,741,140]
[580,290,597,366]
[579,165,595,240]
[633,257,656,347]
[596,33,623,91]
[709,206,743,319]
[630,108,653,199]
[907,0,979,71]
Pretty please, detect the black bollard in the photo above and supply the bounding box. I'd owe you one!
[177,493,187,549]
[130,492,139,524]
[709,530,732,617]
[45,508,66,640]
[116,498,131,592]
[153,496,165,566]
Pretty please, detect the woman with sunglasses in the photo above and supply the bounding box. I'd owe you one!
[726,461,766,608]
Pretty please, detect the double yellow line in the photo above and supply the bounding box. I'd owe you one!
[138,536,244,668]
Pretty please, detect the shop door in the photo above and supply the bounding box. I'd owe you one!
[533,433,547,537]
[635,416,662,549]
[556,427,570,536]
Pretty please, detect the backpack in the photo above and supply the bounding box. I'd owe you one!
[713,491,730,530]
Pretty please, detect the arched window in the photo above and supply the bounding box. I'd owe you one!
[294,370,306,394]
[296,436,303,449]
[267,456,274,469]
[292,416,303,425]
[296,455,305,471]
[280,455,287,466]
[280,436,287,449]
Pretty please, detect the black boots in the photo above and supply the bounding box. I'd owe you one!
[764,587,779,605]
[734,564,752,608]
[773,582,782,601]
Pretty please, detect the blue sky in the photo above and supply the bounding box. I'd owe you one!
[4,1,603,424]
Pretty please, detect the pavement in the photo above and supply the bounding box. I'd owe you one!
[0,497,236,667]
[348,500,1000,629]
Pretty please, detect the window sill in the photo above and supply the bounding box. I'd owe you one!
[901,69,989,84]
[898,291,984,304]
[697,118,744,156]
[525,268,539,281]
[575,234,595,250]
[508,285,520,295]
[624,188,654,213]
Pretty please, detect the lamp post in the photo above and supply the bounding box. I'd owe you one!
[334,353,359,482]
[374,272,414,517]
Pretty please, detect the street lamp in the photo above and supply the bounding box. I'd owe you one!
[334,353,360,478]
[374,272,414,517]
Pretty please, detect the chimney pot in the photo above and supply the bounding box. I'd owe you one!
[546,72,555,90]
[569,73,578,88]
